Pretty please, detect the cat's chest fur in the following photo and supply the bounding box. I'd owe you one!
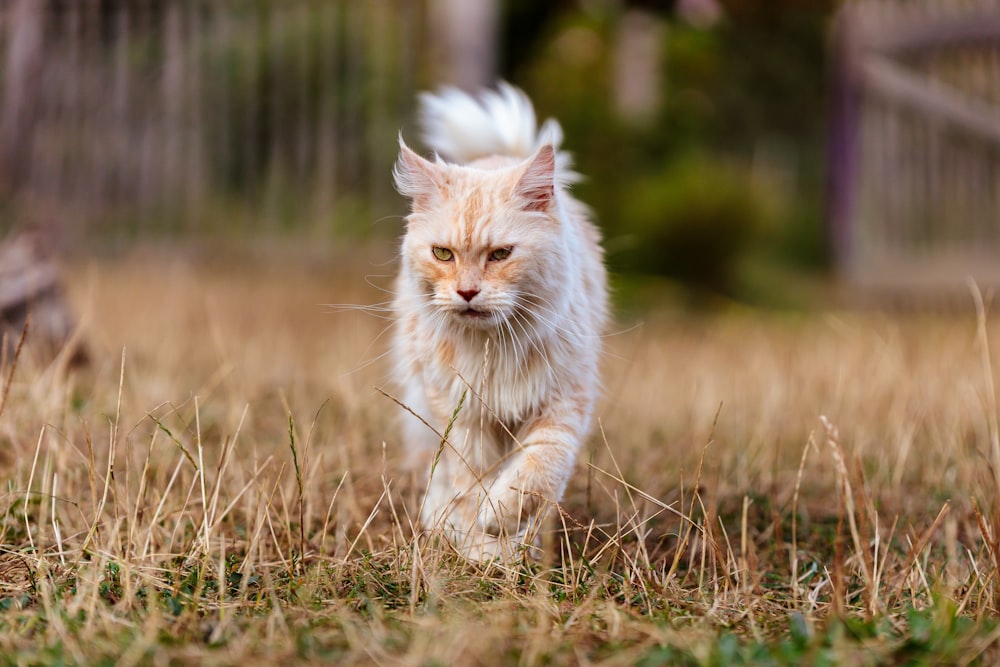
[419,324,557,428]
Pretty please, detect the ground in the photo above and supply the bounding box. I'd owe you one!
[1,246,999,665]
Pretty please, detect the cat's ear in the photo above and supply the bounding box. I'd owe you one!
[394,136,443,211]
[514,144,556,213]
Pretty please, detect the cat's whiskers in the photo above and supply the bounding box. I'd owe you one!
[337,314,413,377]
[363,273,406,295]
[335,300,449,377]
[324,292,435,315]
[510,292,571,329]
[510,293,637,365]
[493,317,512,381]
[508,317,530,383]
[508,309,564,396]
[498,317,529,389]
[509,293,582,351]
[517,291,634,340]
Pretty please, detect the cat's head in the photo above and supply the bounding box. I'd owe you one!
[394,141,566,331]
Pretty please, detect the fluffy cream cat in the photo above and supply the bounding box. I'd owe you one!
[392,83,608,560]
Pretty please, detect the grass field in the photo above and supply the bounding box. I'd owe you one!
[3,248,1000,665]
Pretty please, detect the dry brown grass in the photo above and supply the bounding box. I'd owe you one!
[2,247,1000,664]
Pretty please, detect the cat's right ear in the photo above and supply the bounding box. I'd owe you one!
[394,136,443,211]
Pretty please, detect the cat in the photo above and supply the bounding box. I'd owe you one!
[391,82,608,560]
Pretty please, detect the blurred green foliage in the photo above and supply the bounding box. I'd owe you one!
[515,0,835,299]
[618,155,768,293]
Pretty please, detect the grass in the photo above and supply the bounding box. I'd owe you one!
[2,247,1000,664]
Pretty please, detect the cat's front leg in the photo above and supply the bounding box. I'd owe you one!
[418,433,480,532]
[478,418,579,536]
[420,416,499,540]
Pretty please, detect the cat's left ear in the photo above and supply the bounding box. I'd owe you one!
[514,145,555,213]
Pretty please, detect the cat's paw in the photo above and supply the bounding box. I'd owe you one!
[478,463,549,535]
[457,532,538,563]
[479,486,540,535]
[425,510,537,563]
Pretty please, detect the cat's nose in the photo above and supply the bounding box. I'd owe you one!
[457,288,480,302]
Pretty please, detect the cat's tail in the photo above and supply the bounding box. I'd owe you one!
[418,82,576,178]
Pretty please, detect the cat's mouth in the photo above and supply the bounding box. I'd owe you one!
[460,307,492,320]
[449,305,501,328]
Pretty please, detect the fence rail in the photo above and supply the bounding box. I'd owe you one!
[833,0,1000,292]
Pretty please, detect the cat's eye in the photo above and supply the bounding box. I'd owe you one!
[432,247,453,262]
[488,247,512,262]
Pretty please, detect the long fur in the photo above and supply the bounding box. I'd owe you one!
[418,82,577,182]
[391,82,607,561]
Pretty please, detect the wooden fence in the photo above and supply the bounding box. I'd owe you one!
[0,0,438,238]
[831,0,1000,292]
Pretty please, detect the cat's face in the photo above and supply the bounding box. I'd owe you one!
[395,143,564,331]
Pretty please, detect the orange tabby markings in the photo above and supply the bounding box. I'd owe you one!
[391,83,608,561]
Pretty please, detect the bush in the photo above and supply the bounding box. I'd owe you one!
[615,155,769,294]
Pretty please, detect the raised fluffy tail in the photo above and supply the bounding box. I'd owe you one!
[418,82,574,177]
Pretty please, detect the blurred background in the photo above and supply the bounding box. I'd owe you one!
[1,0,999,309]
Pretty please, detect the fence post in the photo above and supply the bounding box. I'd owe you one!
[827,7,862,278]
[0,0,43,195]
